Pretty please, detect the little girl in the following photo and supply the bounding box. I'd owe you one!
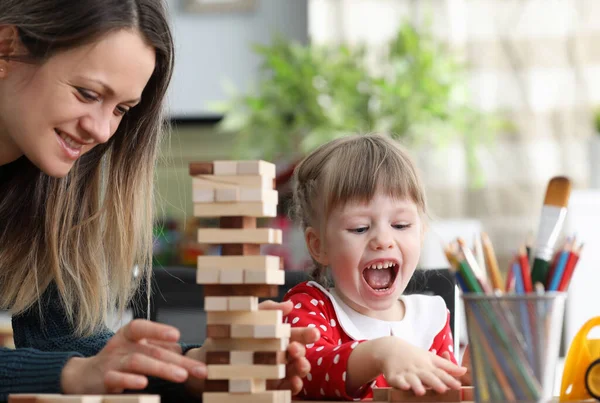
[284,134,468,400]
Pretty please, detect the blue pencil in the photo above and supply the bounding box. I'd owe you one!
[547,240,572,291]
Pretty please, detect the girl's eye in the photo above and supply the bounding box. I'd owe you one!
[393,224,411,230]
[76,87,100,102]
[349,227,369,234]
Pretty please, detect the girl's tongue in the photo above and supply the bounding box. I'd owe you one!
[363,267,393,290]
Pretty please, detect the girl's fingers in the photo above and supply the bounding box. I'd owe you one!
[258,300,291,313]
[289,327,320,345]
[418,371,447,394]
[392,374,411,390]
[120,319,180,343]
[286,355,311,381]
[433,355,467,377]
[433,368,462,390]
[405,373,426,396]
[104,370,147,393]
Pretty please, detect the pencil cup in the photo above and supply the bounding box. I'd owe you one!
[462,293,566,403]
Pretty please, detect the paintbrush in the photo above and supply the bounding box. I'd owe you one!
[530,176,572,286]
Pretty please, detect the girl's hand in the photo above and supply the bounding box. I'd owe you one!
[184,300,320,397]
[443,345,472,386]
[61,319,207,394]
[375,336,467,395]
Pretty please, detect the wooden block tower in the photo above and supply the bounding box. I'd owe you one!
[189,160,290,403]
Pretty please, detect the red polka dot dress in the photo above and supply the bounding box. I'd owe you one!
[284,281,456,401]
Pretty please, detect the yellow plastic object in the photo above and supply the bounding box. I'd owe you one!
[560,317,600,401]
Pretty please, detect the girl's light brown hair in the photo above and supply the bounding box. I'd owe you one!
[291,133,427,284]
[0,0,174,336]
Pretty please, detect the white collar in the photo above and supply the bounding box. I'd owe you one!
[308,281,447,350]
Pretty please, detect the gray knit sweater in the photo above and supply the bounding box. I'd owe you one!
[0,284,200,402]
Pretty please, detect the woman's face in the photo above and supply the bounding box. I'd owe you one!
[0,28,156,177]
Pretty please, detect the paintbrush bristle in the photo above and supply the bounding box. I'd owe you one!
[543,176,572,207]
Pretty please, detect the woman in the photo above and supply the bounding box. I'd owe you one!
[0,0,317,400]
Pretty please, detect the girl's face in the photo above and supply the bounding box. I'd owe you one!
[0,28,156,177]
[306,192,423,319]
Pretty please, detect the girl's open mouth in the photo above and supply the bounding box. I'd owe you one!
[362,260,399,292]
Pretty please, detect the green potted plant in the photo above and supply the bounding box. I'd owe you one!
[213,21,503,187]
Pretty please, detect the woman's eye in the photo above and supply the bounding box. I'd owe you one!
[393,224,411,230]
[76,87,99,102]
[349,227,369,234]
[115,105,130,116]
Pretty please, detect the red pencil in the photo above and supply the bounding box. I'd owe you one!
[557,244,583,292]
[518,245,533,293]
[506,257,515,292]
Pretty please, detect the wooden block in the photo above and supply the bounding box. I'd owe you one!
[230,324,290,338]
[229,379,267,393]
[205,337,288,352]
[221,244,261,256]
[213,161,238,176]
[102,396,160,403]
[198,228,282,245]
[219,216,256,229]
[192,189,215,203]
[8,396,42,403]
[461,386,474,401]
[239,189,278,204]
[236,160,276,178]
[219,269,245,284]
[244,269,285,285]
[205,296,228,311]
[205,379,229,392]
[228,296,258,311]
[26,396,104,403]
[230,351,254,364]
[192,175,272,190]
[215,188,239,202]
[206,324,231,338]
[203,284,279,298]
[194,202,277,218]
[206,364,285,379]
[196,269,221,284]
[373,387,392,401]
[202,390,290,403]
[189,162,214,175]
[389,388,461,402]
[207,310,282,326]
[253,323,291,338]
[206,351,230,365]
[253,351,286,365]
[197,255,280,271]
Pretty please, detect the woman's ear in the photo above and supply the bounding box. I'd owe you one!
[305,226,329,266]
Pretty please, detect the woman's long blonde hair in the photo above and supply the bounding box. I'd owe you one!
[291,133,428,286]
[0,0,174,336]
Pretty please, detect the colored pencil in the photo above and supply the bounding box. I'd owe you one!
[518,245,533,293]
[548,237,573,291]
[557,243,583,292]
[481,232,504,292]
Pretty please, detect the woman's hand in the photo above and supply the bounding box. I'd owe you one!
[61,319,207,394]
[184,300,320,397]
[375,337,467,396]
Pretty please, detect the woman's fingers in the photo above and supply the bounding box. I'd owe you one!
[133,342,207,379]
[118,351,188,383]
[104,370,148,393]
[146,339,184,354]
[120,319,180,343]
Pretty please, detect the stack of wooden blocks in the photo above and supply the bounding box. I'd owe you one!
[190,160,289,403]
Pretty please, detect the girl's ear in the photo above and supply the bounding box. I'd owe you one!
[305,226,329,266]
